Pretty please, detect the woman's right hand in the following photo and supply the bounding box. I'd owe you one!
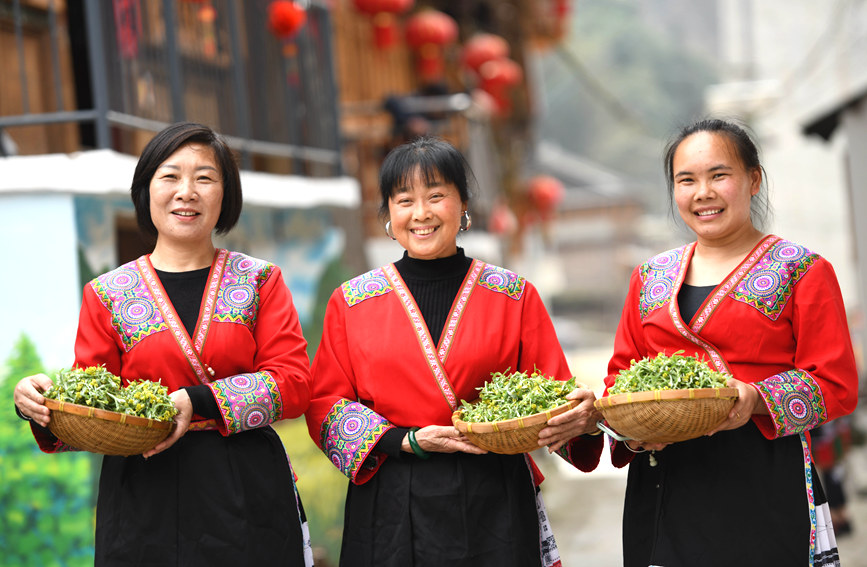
[13,373,54,427]
[404,425,488,455]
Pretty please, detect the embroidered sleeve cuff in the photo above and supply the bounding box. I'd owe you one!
[208,371,284,435]
[753,370,827,438]
[320,399,393,483]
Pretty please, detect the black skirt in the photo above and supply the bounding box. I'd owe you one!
[623,421,820,567]
[340,451,544,567]
[95,427,307,567]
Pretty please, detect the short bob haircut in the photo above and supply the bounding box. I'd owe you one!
[130,121,242,239]
[663,117,771,230]
[378,136,474,218]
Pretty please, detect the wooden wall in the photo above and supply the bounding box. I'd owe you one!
[0,0,79,155]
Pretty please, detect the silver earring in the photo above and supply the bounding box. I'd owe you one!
[460,211,472,231]
[385,221,396,240]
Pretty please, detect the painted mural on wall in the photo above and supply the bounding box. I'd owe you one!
[72,194,345,327]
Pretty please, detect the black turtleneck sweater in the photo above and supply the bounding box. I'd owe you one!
[393,248,473,345]
[375,248,473,456]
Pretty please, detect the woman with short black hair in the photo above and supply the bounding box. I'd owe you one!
[14,121,314,566]
[306,136,604,567]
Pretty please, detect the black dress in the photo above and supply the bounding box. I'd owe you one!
[337,251,544,567]
[623,284,830,567]
[94,268,308,567]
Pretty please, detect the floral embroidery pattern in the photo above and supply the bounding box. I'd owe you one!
[477,265,525,300]
[639,247,686,319]
[800,433,819,564]
[342,268,393,307]
[437,260,483,363]
[213,252,273,329]
[383,264,458,411]
[729,241,817,320]
[91,262,168,352]
[754,370,827,437]
[320,399,391,480]
[209,371,283,434]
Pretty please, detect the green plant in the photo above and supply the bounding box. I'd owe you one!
[44,366,177,421]
[0,334,96,566]
[609,352,728,394]
[459,370,578,422]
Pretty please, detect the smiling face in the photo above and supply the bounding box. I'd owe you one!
[149,143,223,249]
[387,166,466,260]
[672,131,761,247]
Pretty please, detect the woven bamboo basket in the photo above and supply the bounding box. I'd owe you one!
[452,400,578,454]
[44,398,173,456]
[594,387,739,443]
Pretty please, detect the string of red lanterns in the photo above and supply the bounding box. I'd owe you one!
[462,33,510,76]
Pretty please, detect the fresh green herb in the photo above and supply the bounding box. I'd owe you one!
[459,369,577,423]
[44,365,178,422]
[609,351,728,394]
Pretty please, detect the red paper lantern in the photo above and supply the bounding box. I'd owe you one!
[198,4,217,23]
[527,175,565,218]
[488,203,518,236]
[268,1,307,40]
[405,10,458,81]
[462,33,510,76]
[478,57,523,116]
[353,0,415,49]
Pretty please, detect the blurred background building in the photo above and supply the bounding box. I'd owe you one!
[2,0,866,565]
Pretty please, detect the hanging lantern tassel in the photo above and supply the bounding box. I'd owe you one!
[405,9,457,82]
[416,43,444,80]
[553,0,571,41]
[197,2,217,59]
[372,12,400,48]
[353,0,415,50]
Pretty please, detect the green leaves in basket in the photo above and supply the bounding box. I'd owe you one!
[43,365,178,422]
[459,369,577,423]
[608,351,728,395]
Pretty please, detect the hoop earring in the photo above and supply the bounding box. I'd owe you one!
[385,221,396,240]
[460,211,472,232]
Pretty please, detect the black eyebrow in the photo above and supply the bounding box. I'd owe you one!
[674,164,732,178]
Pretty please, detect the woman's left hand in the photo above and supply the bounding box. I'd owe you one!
[707,377,766,436]
[537,387,603,453]
[142,389,193,458]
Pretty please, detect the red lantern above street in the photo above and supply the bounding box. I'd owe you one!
[405,9,458,81]
[527,175,565,219]
[353,0,415,49]
[478,57,523,116]
[462,33,510,76]
[268,1,307,40]
[488,203,518,236]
